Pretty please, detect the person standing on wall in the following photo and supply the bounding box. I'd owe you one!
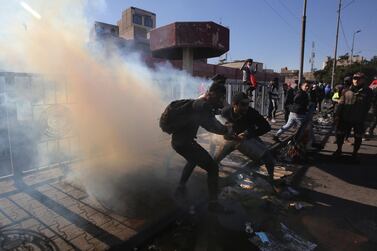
[241,58,258,99]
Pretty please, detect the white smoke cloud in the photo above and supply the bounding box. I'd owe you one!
[0,0,210,210]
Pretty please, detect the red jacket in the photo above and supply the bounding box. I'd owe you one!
[369,80,377,89]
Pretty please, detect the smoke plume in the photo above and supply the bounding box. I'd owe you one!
[0,0,209,212]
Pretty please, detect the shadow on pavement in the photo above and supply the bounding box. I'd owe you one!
[309,151,377,190]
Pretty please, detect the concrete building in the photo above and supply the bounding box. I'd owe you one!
[117,7,156,44]
[93,6,283,83]
[322,55,365,69]
[280,67,299,85]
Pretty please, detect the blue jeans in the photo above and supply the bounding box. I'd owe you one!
[276,112,305,137]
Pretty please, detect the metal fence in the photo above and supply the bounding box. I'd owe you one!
[0,73,286,180]
[0,72,79,179]
[225,80,286,116]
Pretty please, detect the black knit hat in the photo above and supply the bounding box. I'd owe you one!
[211,74,226,82]
[209,82,226,95]
[232,92,250,104]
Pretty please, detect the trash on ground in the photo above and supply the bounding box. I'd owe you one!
[236,173,255,190]
[249,224,317,251]
[280,186,301,199]
[256,165,292,180]
[245,222,254,234]
[255,232,270,244]
[147,244,160,251]
[280,223,317,250]
[219,186,244,200]
[287,187,300,196]
[289,201,314,210]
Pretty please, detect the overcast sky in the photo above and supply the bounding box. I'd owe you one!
[88,0,377,72]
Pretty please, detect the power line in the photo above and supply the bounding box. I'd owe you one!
[262,0,298,34]
[339,17,351,51]
[278,0,299,19]
[341,0,355,10]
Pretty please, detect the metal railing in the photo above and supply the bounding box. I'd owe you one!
[0,72,79,179]
[225,81,286,116]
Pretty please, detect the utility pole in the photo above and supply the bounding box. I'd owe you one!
[331,0,342,89]
[298,0,308,84]
[350,30,361,64]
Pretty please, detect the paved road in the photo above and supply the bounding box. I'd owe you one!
[293,133,377,251]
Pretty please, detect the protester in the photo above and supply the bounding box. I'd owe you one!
[284,81,298,122]
[316,83,325,112]
[344,76,352,89]
[267,78,279,123]
[324,83,332,100]
[369,76,377,89]
[365,85,377,138]
[274,81,310,141]
[331,84,344,104]
[342,76,353,144]
[333,72,373,160]
[309,83,318,110]
[214,92,277,188]
[283,82,289,97]
[165,81,233,212]
[241,58,257,98]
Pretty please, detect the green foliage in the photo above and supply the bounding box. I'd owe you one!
[314,54,377,85]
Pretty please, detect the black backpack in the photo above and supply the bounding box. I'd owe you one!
[159,99,195,134]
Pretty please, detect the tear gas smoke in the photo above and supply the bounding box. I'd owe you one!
[0,0,211,211]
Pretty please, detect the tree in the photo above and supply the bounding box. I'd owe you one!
[314,55,377,85]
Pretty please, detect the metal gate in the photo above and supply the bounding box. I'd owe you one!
[0,72,79,179]
[225,81,286,116]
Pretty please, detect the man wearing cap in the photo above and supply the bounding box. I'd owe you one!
[172,81,233,212]
[215,92,277,187]
[333,72,373,160]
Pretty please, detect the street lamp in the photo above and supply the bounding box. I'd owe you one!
[350,29,361,64]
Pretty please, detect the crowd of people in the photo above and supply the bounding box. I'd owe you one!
[160,60,377,213]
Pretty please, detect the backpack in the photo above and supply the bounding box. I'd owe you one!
[159,99,195,134]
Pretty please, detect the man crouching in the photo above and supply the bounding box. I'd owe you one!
[215,92,277,188]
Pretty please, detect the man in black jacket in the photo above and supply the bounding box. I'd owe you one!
[274,81,310,141]
[284,82,298,122]
[172,82,231,212]
[214,92,276,185]
[333,72,373,159]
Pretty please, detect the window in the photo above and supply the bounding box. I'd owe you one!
[133,14,142,25]
[144,16,153,28]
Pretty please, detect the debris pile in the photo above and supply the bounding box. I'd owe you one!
[248,223,317,251]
